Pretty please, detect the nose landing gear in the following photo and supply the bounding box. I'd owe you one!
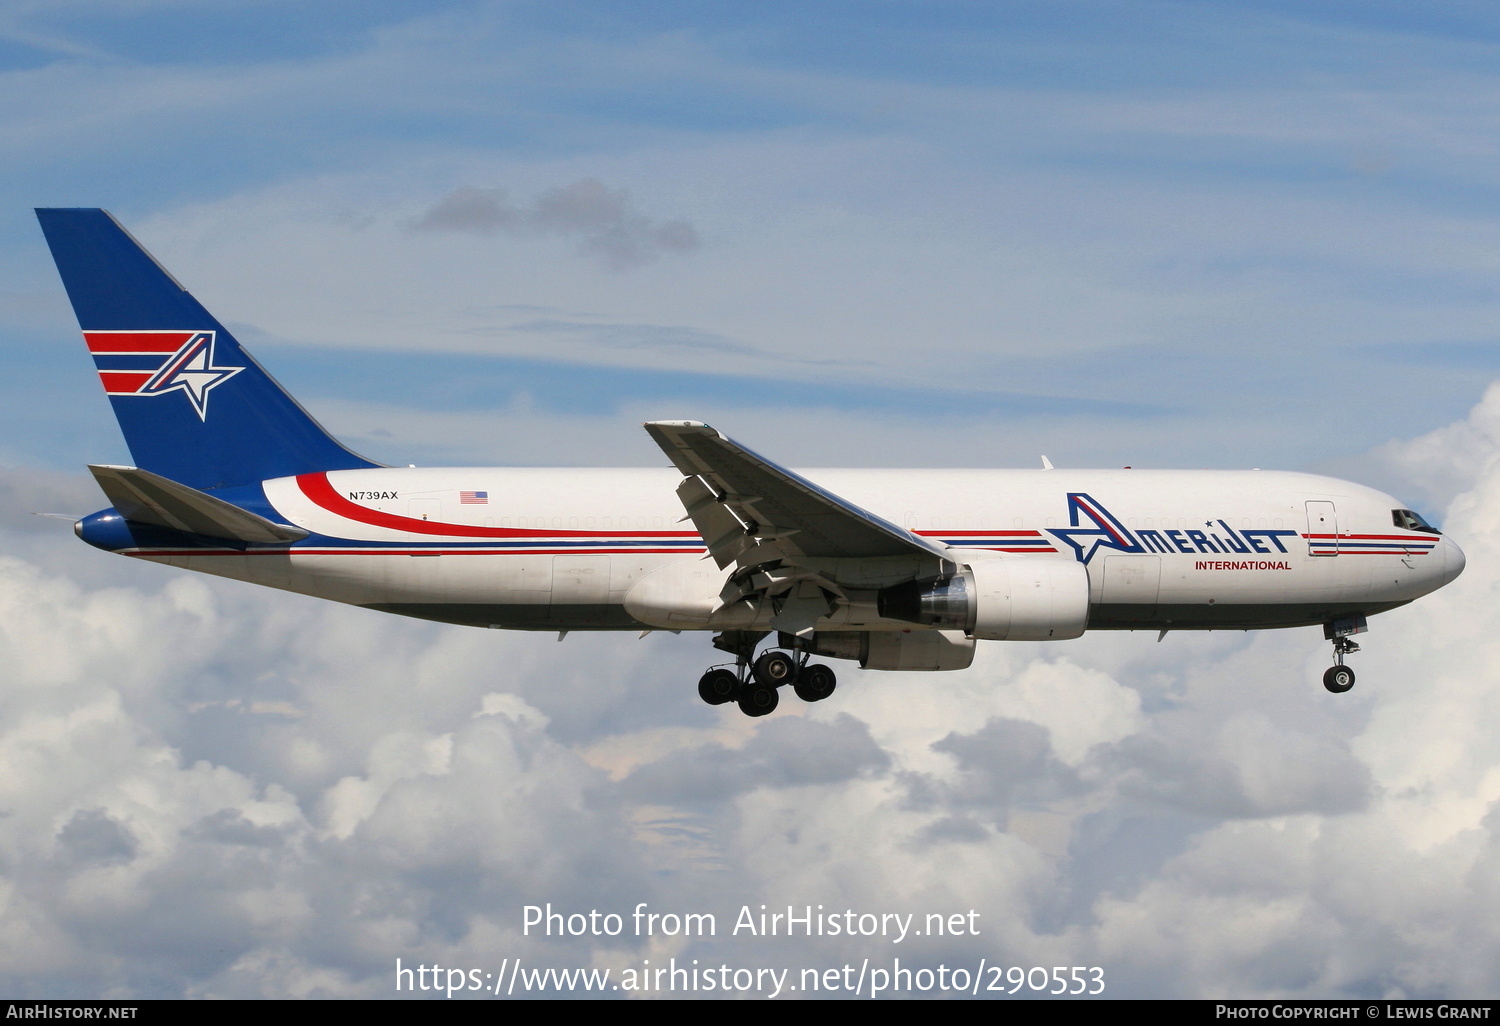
[1322,615,1366,694]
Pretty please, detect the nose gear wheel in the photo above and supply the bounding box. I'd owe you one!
[1321,619,1365,694]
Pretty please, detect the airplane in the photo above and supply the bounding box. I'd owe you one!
[35,208,1466,717]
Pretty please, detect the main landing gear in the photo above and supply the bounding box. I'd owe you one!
[1322,615,1367,694]
[696,631,837,717]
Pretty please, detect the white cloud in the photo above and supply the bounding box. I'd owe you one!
[1358,380,1500,520]
[412,181,700,270]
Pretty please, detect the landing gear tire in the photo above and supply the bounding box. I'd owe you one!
[738,683,780,717]
[794,663,837,702]
[697,668,739,706]
[1322,623,1363,695]
[753,650,797,688]
[1323,665,1355,694]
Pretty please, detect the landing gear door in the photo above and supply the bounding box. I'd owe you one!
[1306,501,1338,556]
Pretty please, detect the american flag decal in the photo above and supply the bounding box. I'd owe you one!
[459,491,489,504]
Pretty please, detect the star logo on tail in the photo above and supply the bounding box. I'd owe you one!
[137,331,243,420]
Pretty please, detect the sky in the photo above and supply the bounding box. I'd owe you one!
[2,0,1500,1000]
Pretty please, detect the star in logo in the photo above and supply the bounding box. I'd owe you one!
[138,331,242,420]
[1049,492,1144,565]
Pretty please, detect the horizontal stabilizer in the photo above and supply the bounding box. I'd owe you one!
[88,465,308,543]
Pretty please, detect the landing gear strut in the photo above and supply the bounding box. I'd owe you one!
[1322,615,1366,694]
[694,631,838,717]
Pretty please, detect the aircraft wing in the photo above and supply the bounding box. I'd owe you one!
[645,420,954,632]
[644,420,948,566]
[643,422,953,634]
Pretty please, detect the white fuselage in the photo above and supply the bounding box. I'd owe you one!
[118,466,1464,636]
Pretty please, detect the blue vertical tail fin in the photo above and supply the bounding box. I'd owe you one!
[36,208,379,490]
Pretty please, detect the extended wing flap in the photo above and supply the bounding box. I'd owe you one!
[676,474,757,569]
[88,465,308,544]
[644,421,948,564]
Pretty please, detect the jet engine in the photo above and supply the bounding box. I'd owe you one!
[877,556,1090,641]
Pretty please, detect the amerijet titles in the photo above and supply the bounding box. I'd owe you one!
[1196,560,1293,571]
[1052,492,1300,563]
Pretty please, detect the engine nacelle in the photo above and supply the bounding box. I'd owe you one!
[795,629,976,671]
[877,556,1089,641]
[863,630,975,670]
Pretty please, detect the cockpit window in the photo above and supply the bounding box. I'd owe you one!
[1392,509,1441,535]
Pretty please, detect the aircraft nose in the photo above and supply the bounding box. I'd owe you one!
[1443,536,1466,586]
